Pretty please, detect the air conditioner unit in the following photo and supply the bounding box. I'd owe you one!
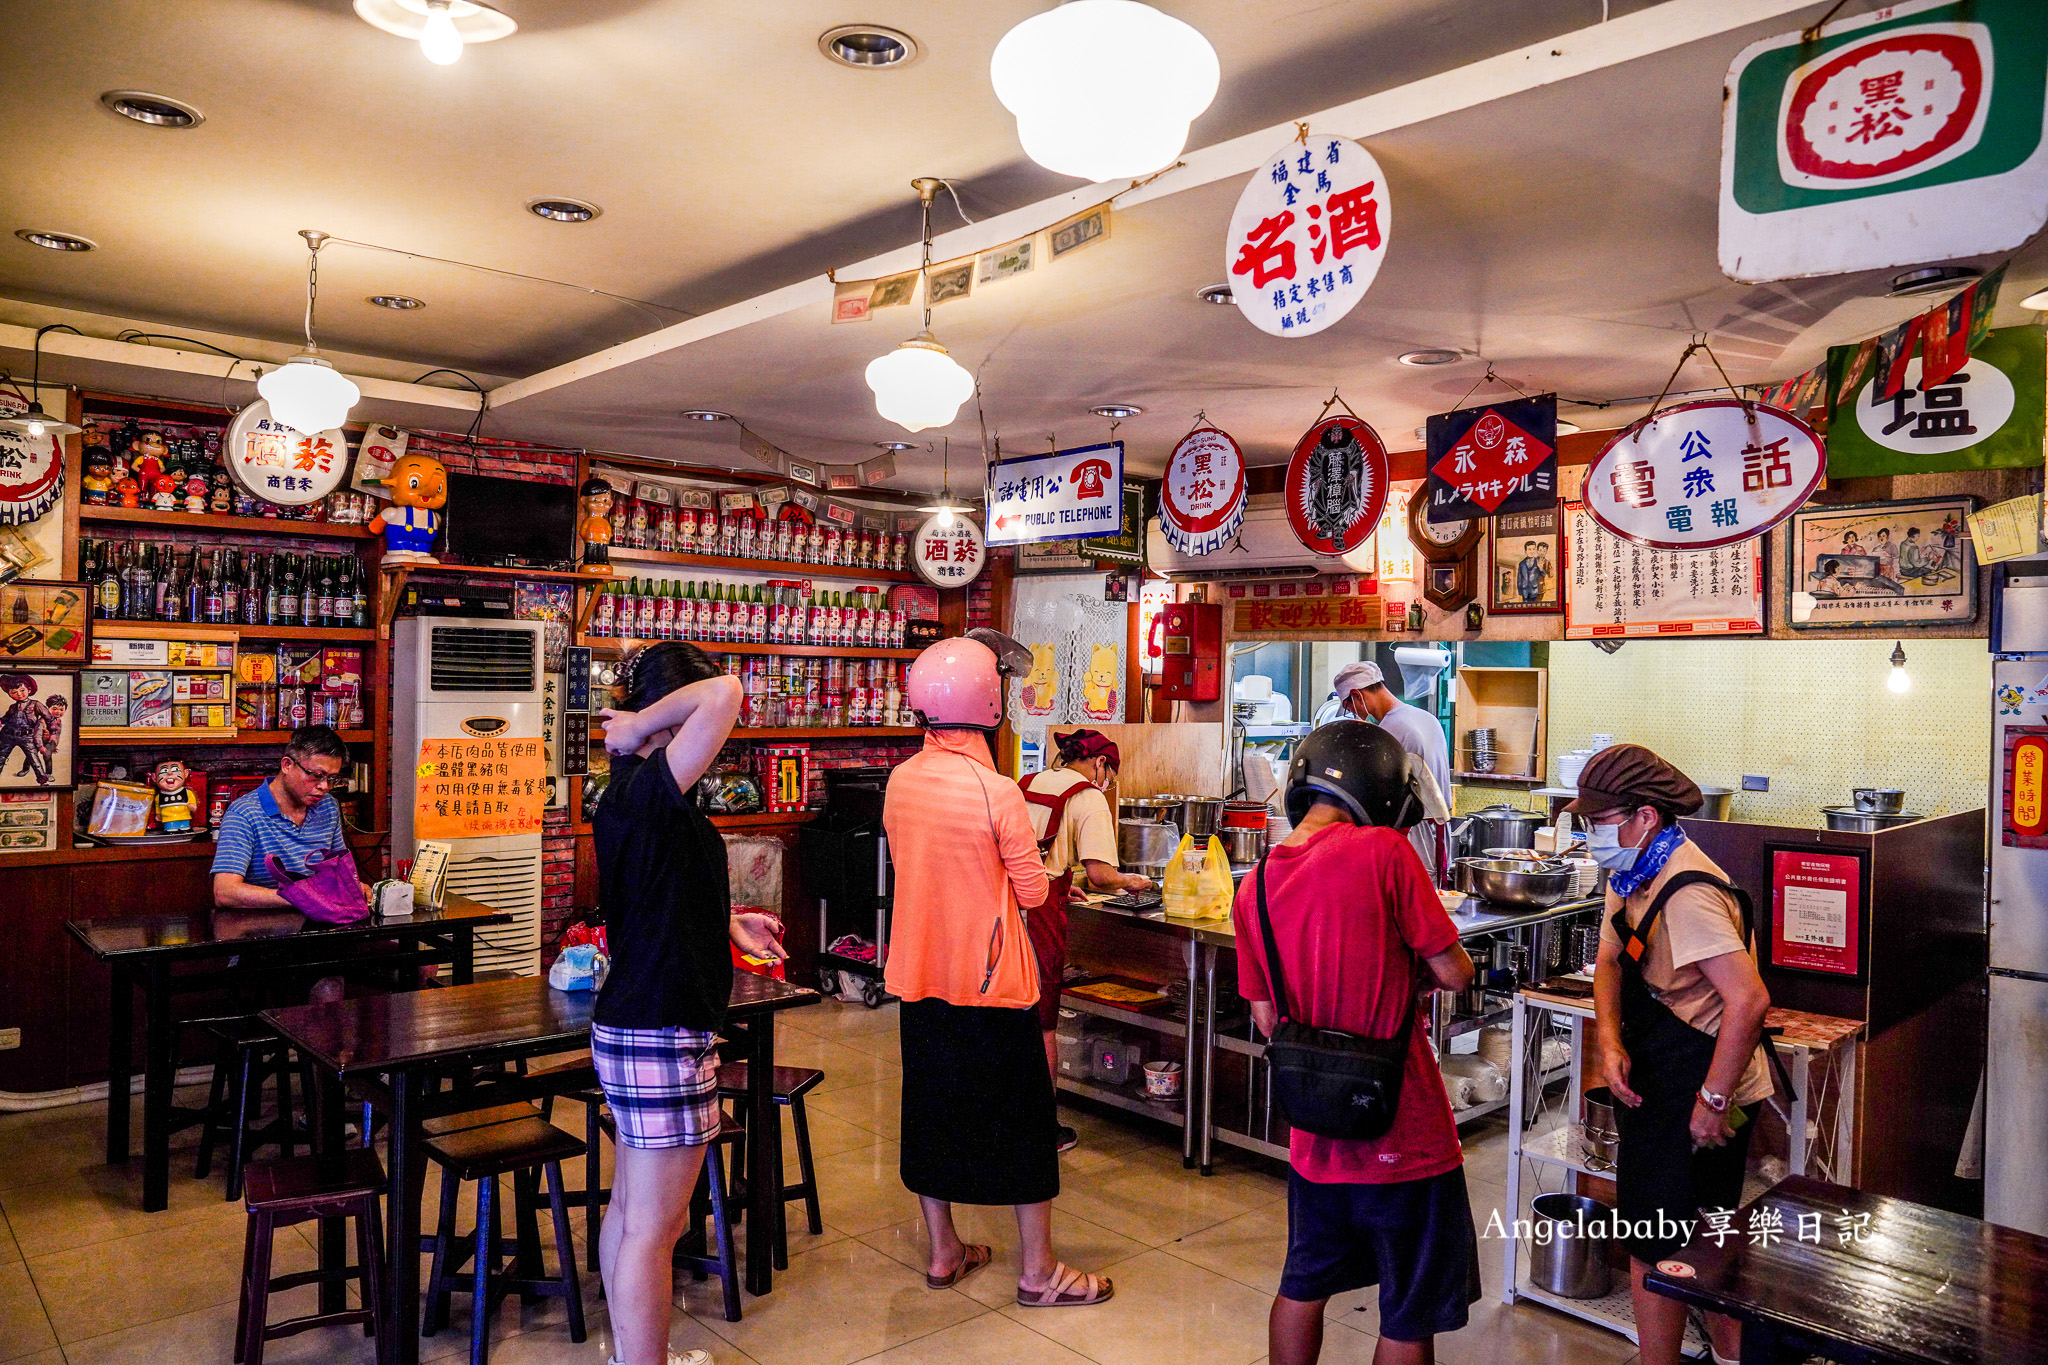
[1147,493,1375,581]
[394,616,548,975]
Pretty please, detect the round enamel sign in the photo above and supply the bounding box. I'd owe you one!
[1159,426,1247,557]
[0,392,63,528]
[1225,132,1390,338]
[1285,415,1388,556]
[1584,400,1824,551]
[911,515,986,588]
[224,400,349,506]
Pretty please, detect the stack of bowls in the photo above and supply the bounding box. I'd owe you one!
[1468,727,1498,774]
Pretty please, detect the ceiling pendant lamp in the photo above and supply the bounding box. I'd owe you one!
[865,179,975,433]
[0,324,86,439]
[353,0,517,66]
[922,439,974,528]
[990,0,1219,182]
[258,231,361,436]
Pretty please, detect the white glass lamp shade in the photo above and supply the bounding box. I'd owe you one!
[991,0,1219,182]
[258,355,361,435]
[865,337,975,433]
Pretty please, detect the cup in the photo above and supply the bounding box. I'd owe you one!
[1143,1060,1183,1099]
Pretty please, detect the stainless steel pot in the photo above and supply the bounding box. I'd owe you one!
[1822,806,1921,833]
[1852,787,1906,814]
[1694,785,1734,821]
[1453,805,1543,859]
[1527,1194,1612,1299]
[1177,795,1225,841]
[1581,1087,1620,1170]
[1455,856,1575,907]
[1118,818,1180,870]
[1218,826,1265,866]
[1119,796,1181,824]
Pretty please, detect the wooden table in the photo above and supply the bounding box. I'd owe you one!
[264,971,818,1365]
[65,893,512,1212]
[1645,1175,2048,1364]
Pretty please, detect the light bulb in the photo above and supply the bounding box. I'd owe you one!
[1887,666,1911,694]
[258,354,361,435]
[419,5,464,64]
[24,419,44,438]
[936,506,955,529]
[865,335,975,432]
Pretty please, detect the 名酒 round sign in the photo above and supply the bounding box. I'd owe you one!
[224,400,350,506]
[1226,132,1391,338]
[0,391,63,528]
[1585,400,1825,551]
[1158,426,1247,557]
[1285,415,1388,556]
[911,514,986,588]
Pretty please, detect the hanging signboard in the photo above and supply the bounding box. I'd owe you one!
[911,515,986,588]
[1080,479,1147,566]
[1226,132,1391,337]
[0,392,63,529]
[1284,415,1388,556]
[1424,395,1559,524]
[1720,0,2048,282]
[1769,849,1865,977]
[1234,595,1384,634]
[1563,501,1765,639]
[1583,400,1824,551]
[2004,725,2048,848]
[224,400,349,507]
[1824,324,2045,478]
[984,441,1123,547]
[1158,427,1247,557]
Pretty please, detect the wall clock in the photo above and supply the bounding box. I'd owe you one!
[1409,493,1479,610]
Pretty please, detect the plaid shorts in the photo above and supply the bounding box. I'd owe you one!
[590,1024,722,1149]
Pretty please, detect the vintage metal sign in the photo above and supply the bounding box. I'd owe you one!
[224,400,348,507]
[1583,400,1824,551]
[0,392,63,528]
[1423,395,1558,524]
[1720,0,2048,281]
[1157,426,1247,557]
[984,441,1123,547]
[1226,132,1390,337]
[1284,416,1387,557]
[911,515,986,588]
[1825,323,2045,478]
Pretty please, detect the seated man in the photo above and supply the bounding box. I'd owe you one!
[211,725,357,909]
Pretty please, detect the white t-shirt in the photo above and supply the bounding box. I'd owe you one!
[1020,768,1119,877]
[1375,700,1452,870]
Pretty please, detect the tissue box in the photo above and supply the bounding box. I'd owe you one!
[370,879,415,918]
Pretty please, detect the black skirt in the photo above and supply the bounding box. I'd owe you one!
[899,996,1060,1206]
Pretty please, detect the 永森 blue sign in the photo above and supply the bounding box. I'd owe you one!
[984,441,1124,547]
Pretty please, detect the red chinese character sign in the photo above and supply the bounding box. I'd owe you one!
[911,515,987,589]
[224,400,349,507]
[1225,133,1390,338]
[0,391,63,528]
[1158,427,1247,557]
[1584,400,1824,551]
[1423,394,1558,524]
[1284,416,1387,557]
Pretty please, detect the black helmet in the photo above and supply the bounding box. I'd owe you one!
[1285,720,1422,829]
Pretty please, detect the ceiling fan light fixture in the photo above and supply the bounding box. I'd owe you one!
[867,334,974,433]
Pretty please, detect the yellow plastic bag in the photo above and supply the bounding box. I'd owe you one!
[1162,832,1234,920]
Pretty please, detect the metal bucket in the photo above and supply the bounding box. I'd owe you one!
[1118,818,1180,870]
[1527,1193,1613,1299]
[1581,1087,1619,1170]
[1178,796,1225,841]
[1221,800,1270,830]
[1218,826,1265,866]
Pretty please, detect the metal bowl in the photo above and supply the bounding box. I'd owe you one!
[1119,796,1181,823]
[1483,846,1553,863]
[1455,857,1576,908]
[1851,788,1906,814]
[1822,806,1921,833]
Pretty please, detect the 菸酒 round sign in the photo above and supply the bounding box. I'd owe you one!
[224,400,350,507]
[1225,132,1391,338]
[1158,426,1247,557]
[911,515,986,588]
[1284,415,1387,556]
[1584,400,1824,551]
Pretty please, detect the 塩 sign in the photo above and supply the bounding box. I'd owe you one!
[1226,133,1390,337]
[1720,0,2048,281]
[224,401,349,507]
[911,515,986,588]
[1285,416,1387,556]
[1158,427,1247,557]
[1584,401,1824,551]
[1825,324,2045,478]
[414,736,545,841]
[985,442,1124,546]
[1424,395,1558,524]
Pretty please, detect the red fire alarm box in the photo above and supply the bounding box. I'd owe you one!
[1152,602,1222,701]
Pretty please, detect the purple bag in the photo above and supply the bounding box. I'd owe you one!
[267,850,369,925]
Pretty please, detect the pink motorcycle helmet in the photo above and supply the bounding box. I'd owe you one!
[906,628,1032,729]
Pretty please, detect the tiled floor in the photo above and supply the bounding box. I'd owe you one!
[0,999,1647,1365]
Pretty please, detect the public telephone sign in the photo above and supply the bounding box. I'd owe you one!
[1583,400,1825,552]
[984,442,1123,546]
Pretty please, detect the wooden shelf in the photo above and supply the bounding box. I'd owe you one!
[594,724,919,743]
[82,506,375,538]
[378,562,607,583]
[235,625,376,641]
[578,637,919,660]
[608,546,914,583]
[92,621,374,642]
[708,811,821,829]
[80,728,373,747]
[236,730,375,746]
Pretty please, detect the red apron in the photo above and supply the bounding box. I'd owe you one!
[1018,773,1086,1029]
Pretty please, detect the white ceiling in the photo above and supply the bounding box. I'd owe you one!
[3,0,2044,497]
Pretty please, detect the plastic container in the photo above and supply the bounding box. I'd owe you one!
[1527,1194,1612,1298]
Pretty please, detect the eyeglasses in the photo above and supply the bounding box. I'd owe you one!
[284,755,345,789]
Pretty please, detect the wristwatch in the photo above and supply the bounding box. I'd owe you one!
[1697,1087,1730,1113]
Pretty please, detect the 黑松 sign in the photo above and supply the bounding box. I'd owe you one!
[224,400,349,507]
[0,391,63,528]
[985,442,1124,546]
[1720,0,2048,281]
[1226,133,1390,337]
[1424,395,1558,524]
[1158,427,1247,557]
[912,515,987,588]
[1584,400,1825,551]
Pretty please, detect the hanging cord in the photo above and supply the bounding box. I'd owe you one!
[934,178,976,226]
[1802,0,1850,44]
[910,178,941,335]
[298,229,327,353]
[314,234,692,328]
[1311,387,1367,426]
[108,330,250,409]
[0,324,87,406]
[1449,360,1537,414]
[1633,334,1756,441]
[412,367,489,443]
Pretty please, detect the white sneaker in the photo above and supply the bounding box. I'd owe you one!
[603,1354,710,1365]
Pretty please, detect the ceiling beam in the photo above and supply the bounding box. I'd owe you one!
[488,0,1833,413]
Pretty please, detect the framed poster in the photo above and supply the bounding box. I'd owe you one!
[1787,496,1979,629]
[1016,539,1093,573]
[1768,847,1866,978]
[0,791,56,853]
[1080,480,1146,566]
[0,669,77,791]
[1489,506,1563,615]
[1563,501,1765,640]
[0,580,90,664]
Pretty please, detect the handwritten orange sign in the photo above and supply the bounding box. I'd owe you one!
[414,736,546,840]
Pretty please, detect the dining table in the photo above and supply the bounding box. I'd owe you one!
[263,970,818,1365]
[1644,1175,2048,1364]
[65,893,514,1212]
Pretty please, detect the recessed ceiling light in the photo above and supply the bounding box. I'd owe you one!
[1887,265,1978,298]
[14,230,95,252]
[1397,348,1464,367]
[679,409,733,422]
[1195,284,1233,305]
[874,440,916,451]
[100,90,204,128]
[818,24,920,68]
[2019,287,2048,310]
[1089,403,1143,418]
[527,198,600,223]
[368,294,424,310]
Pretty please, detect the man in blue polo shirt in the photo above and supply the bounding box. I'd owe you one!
[211,725,354,908]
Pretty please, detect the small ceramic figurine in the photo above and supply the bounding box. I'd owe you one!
[81,447,115,505]
[578,476,615,571]
[367,451,449,563]
[116,476,141,509]
[128,430,169,488]
[182,472,209,515]
[150,759,194,834]
[150,474,178,511]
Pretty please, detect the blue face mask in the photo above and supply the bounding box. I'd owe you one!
[1586,821,1639,872]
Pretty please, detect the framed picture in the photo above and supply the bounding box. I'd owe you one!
[1016,539,1093,574]
[1080,480,1147,566]
[1787,496,1979,630]
[1563,502,1766,639]
[0,580,90,665]
[1488,506,1563,614]
[0,669,78,791]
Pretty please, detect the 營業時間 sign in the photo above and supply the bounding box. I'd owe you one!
[414,736,545,841]
[984,442,1123,546]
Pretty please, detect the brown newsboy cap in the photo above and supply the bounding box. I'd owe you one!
[1563,743,1703,817]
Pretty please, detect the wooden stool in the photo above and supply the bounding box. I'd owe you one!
[421,1116,586,1365]
[195,1015,306,1202]
[720,1062,826,1266]
[236,1148,386,1365]
[533,1050,607,1272]
[596,1109,747,1323]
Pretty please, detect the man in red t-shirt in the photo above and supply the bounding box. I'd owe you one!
[1232,721,1479,1365]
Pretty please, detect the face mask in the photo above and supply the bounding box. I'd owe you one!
[1586,821,1639,872]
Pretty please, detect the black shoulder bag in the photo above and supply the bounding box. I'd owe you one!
[1253,857,1415,1141]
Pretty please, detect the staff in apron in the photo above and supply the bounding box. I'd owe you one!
[1019,729,1153,1153]
[1571,745,1791,1365]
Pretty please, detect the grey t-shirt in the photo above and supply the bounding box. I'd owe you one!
[1375,700,1452,871]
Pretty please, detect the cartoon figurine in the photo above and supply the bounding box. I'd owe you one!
[149,759,194,833]
[150,474,178,511]
[367,451,449,563]
[81,446,116,505]
[183,472,209,515]
[577,476,615,571]
[116,476,142,509]
[128,430,169,488]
